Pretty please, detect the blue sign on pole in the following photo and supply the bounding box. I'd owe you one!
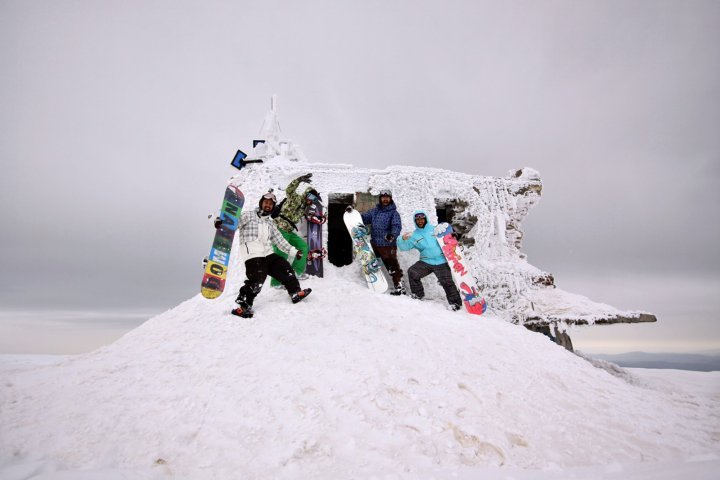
[231,149,248,169]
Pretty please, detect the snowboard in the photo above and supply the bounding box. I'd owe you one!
[343,208,388,293]
[201,185,245,299]
[434,223,487,315]
[305,195,326,277]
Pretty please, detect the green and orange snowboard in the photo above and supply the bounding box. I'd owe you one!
[201,185,244,299]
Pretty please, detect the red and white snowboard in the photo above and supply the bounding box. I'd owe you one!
[434,223,487,315]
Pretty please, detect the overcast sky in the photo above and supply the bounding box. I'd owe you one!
[1,0,718,353]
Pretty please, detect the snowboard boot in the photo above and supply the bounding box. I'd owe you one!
[232,300,254,318]
[291,288,312,304]
[450,303,462,312]
[390,283,406,296]
[231,306,254,318]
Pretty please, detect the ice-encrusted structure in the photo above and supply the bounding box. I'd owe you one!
[226,98,656,348]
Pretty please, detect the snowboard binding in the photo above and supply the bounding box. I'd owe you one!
[291,288,312,304]
[306,214,327,224]
[307,248,327,260]
[351,224,369,239]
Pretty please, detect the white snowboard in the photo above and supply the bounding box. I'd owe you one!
[343,208,388,293]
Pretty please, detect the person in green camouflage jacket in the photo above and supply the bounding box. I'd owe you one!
[270,173,317,286]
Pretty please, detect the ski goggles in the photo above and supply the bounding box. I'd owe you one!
[414,213,427,220]
[379,190,392,197]
[306,192,319,202]
[261,191,277,202]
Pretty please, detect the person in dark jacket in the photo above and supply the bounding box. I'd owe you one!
[360,190,405,295]
[397,210,462,311]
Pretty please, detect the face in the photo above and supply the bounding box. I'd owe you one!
[380,195,391,206]
[415,215,427,228]
[260,198,275,213]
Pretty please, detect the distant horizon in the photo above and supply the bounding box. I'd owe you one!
[4,318,719,373]
[3,316,720,370]
[3,313,719,356]
[4,269,718,357]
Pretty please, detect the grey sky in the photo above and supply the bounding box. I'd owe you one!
[1,1,718,351]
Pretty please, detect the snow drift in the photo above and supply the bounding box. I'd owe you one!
[1,266,717,479]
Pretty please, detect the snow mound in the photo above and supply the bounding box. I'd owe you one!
[1,266,717,479]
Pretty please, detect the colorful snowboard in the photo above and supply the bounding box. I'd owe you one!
[434,222,487,315]
[305,195,326,277]
[343,208,388,293]
[201,185,244,299]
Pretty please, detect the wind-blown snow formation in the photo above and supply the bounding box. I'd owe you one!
[0,267,718,479]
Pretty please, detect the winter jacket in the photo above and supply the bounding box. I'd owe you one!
[396,209,447,266]
[274,176,314,232]
[360,201,402,247]
[238,209,297,261]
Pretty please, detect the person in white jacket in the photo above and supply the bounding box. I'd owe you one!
[229,191,312,318]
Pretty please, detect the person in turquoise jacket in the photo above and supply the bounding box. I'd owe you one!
[397,210,462,311]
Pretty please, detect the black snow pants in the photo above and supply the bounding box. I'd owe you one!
[407,261,462,308]
[237,254,300,307]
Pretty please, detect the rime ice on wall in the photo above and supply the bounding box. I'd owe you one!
[364,166,549,322]
[224,100,655,329]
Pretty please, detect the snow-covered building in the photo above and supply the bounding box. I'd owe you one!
[227,97,656,350]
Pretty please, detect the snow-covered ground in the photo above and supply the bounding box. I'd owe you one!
[1,265,718,479]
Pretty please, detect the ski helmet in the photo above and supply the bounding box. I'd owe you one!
[305,188,321,203]
[258,190,277,208]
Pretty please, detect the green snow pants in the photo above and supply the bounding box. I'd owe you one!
[271,229,308,286]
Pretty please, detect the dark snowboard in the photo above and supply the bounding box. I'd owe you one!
[305,195,326,277]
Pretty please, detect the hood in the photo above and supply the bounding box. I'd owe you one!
[412,209,433,231]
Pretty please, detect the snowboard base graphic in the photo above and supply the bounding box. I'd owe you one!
[434,223,487,315]
[305,196,326,277]
[201,185,244,299]
[343,208,388,293]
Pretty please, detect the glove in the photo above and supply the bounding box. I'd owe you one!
[384,234,395,243]
[214,217,223,229]
[297,173,313,183]
[296,250,304,260]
